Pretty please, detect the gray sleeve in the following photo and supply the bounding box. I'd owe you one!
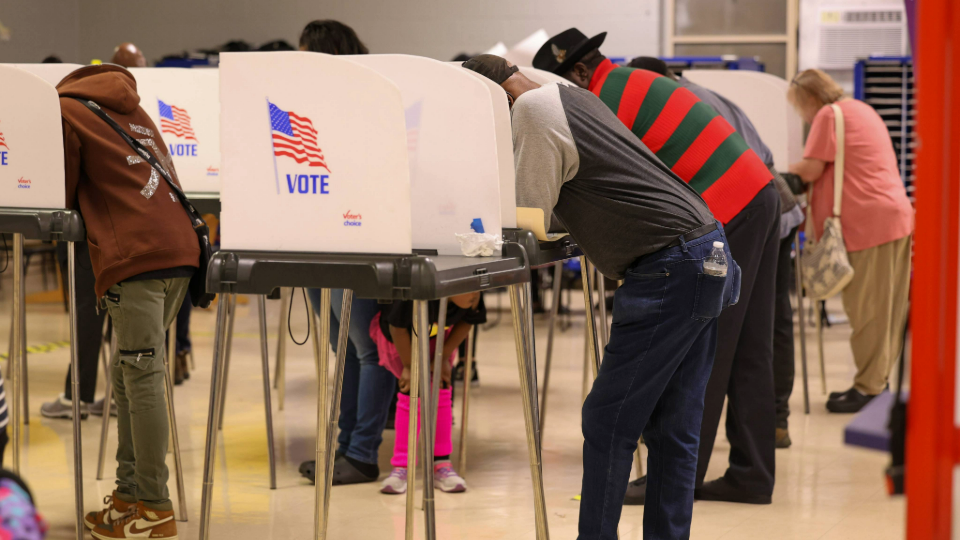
[511,84,580,235]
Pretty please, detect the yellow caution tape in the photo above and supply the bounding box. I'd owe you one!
[0,340,71,361]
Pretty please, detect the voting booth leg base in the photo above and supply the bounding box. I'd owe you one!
[458,327,475,476]
[325,292,353,532]
[257,296,278,490]
[199,296,231,540]
[68,242,85,540]
[97,328,117,480]
[419,299,448,540]
[217,294,238,430]
[405,301,424,540]
[795,231,811,415]
[21,294,28,426]
[162,346,188,522]
[539,262,563,436]
[274,288,291,409]
[508,284,550,540]
[10,233,23,474]
[816,301,827,395]
[581,259,602,379]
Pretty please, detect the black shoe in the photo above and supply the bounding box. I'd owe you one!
[694,477,771,505]
[828,387,851,400]
[826,388,876,413]
[331,455,379,485]
[453,361,480,386]
[299,451,345,483]
[623,476,647,506]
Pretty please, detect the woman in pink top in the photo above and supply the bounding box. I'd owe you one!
[788,69,914,414]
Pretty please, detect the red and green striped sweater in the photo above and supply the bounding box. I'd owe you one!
[589,59,772,223]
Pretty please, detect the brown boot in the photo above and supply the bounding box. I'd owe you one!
[84,491,134,530]
[174,351,189,385]
[91,501,178,540]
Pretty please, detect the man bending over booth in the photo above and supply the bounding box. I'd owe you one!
[535,29,781,506]
[462,54,739,540]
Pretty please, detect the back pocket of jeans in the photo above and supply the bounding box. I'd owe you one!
[692,274,725,321]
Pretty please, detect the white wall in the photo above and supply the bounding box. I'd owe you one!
[0,0,80,63]
[66,0,658,65]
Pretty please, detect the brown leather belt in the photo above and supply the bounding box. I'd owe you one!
[665,221,719,249]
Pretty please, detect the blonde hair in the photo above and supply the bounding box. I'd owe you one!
[788,69,845,111]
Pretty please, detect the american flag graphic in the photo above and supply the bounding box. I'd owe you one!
[158,100,197,141]
[268,101,329,171]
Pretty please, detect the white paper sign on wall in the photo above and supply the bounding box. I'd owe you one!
[219,52,412,254]
[129,68,221,194]
[350,55,504,254]
[0,65,66,209]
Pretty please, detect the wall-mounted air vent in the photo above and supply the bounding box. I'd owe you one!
[817,6,906,69]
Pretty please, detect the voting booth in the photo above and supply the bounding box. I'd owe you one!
[202,51,553,540]
[218,52,411,254]
[683,70,804,170]
[10,63,84,86]
[0,64,85,540]
[129,67,221,194]
[349,55,506,253]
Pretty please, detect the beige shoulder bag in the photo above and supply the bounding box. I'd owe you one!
[801,103,855,300]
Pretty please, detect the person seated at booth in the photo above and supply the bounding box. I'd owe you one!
[296,19,397,487]
[372,293,484,495]
[462,54,739,540]
[58,64,199,540]
[535,29,780,506]
[110,42,147,68]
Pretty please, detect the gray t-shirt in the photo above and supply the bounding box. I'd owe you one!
[678,77,775,168]
[512,83,713,279]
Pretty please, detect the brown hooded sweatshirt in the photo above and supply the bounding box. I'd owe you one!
[58,65,199,298]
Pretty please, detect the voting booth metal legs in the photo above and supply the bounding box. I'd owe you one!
[97,327,117,479]
[457,325,476,475]
[257,295,279,490]
[66,241,85,539]
[538,262,564,435]
[795,231,811,414]
[9,233,24,474]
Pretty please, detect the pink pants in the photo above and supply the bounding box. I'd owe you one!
[391,388,453,468]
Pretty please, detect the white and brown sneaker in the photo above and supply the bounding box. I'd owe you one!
[91,501,178,540]
[84,491,135,530]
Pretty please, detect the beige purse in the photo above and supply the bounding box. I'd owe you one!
[801,103,855,300]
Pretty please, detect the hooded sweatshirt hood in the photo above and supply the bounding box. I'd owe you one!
[57,64,140,115]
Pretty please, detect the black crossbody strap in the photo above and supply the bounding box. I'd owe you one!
[72,98,202,224]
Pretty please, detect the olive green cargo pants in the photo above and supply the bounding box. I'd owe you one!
[103,277,189,511]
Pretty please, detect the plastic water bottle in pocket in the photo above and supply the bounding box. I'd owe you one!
[703,241,728,277]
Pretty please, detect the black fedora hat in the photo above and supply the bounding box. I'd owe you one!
[533,28,607,75]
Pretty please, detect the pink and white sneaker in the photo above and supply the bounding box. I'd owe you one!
[434,461,467,493]
[380,467,407,494]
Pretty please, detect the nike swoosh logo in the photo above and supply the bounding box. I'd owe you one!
[125,516,173,536]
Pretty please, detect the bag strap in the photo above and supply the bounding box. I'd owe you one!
[72,98,204,226]
[830,103,845,217]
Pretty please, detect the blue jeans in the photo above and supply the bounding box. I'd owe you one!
[307,289,396,465]
[579,227,739,540]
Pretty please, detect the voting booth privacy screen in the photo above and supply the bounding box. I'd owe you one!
[11,63,84,86]
[130,68,221,194]
[457,66,517,229]
[219,52,412,254]
[0,65,66,209]
[683,70,804,171]
[350,55,505,254]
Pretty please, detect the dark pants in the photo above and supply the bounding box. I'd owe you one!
[175,289,192,355]
[58,241,107,403]
[695,182,780,496]
[579,228,739,540]
[307,289,395,464]
[774,228,798,430]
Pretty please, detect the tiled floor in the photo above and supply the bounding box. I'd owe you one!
[1,270,904,540]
